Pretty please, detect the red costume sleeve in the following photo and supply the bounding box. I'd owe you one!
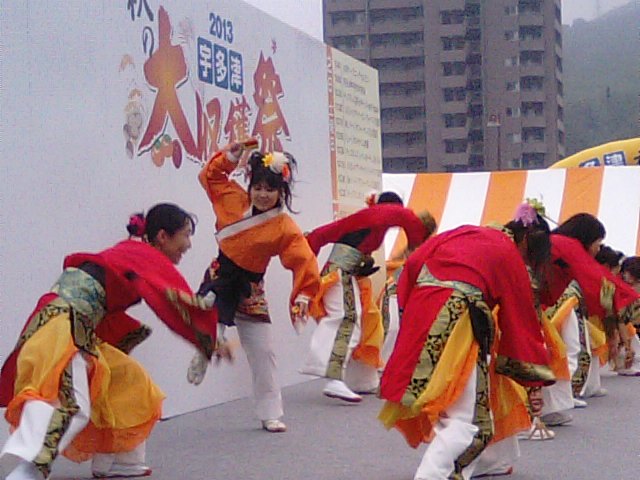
[65,240,218,358]
[492,244,553,386]
[306,204,426,255]
[546,235,640,320]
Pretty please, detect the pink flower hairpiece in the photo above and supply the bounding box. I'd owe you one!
[513,203,539,227]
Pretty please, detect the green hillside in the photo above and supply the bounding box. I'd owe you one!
[563,1,639,156]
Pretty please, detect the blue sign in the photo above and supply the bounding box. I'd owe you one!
[214,44,229,89]
[197,37,213,84]
[229,50,243,93]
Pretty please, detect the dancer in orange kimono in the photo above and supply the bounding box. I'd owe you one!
[189,141,320,433]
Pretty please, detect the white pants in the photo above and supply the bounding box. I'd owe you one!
[415,368,479,480]
[1,353,91,479]
[542,310,580,415]
[301,274,379,392]
[381,294,400,365]
[235,317,283,421]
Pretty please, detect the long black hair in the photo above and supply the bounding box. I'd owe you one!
[553,213,606,251]
[248,151,297,212]
[504,214,552,272]
[127,203,196,242]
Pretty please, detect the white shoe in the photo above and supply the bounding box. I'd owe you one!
[590,387,608,397]
[541,412,573,426]
[261,419,287,433]
[616,368,640,377]
[573,398,588,408]
[92,462,152,478]
[322,380,363,403]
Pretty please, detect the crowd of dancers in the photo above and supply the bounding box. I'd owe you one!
[0,140,639,480]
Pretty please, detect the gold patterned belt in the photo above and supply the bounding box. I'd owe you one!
[326,243,364,274]
[51,267,107,330]
[415,265,482,299]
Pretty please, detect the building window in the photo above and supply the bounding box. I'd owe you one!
[519,26,543,40]
[443,87,467,102]
[504,5,518,15]
[523,127,545,142]
[522,152,545,168]
[440,10,465,25]
[521,76,544,90]
[333,35,364,49]
[504,30,519,41]
[522,101,544,116]
[445,139,468,153]
[505,56,519,67]
[518,0,542,14]
[520,50,544,65]
[506,81,520,91]
[441,36,466,51]
[506,106,521,118]
[442,62,466,76]
[444,113,467,128]
[469,154,485,168]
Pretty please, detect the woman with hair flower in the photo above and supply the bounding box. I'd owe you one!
[378,202,556,480]
[189,140,320,433]
[0,203,218,480]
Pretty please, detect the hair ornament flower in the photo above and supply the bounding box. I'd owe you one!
[513,203,539,227]
[262,152,290,177]
[526,197,547,218]
[262,152,274,168]
[513,198,550,227]
[128,214,146,237]
[281,164,291,183]
[365,190,380,207]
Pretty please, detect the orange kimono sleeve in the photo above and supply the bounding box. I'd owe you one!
[199,150,249,229]
[278,216,321,313]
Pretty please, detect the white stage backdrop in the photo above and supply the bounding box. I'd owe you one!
[0,1,374,418]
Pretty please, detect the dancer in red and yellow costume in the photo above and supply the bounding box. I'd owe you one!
[378,209,555,480]
[0,204,219,480]
[301,192,433,403]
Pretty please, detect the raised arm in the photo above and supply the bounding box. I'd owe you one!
[198,147,250,229]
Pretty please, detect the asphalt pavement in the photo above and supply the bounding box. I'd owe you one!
[8,373,640,480]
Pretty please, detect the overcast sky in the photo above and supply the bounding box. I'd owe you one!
[562,0,632,24]
[244,0,633,39]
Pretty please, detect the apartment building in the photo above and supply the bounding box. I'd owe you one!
[323,0,565,172]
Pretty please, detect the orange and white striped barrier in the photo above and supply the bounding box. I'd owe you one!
[383,166,640,258]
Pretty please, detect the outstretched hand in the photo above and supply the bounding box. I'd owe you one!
[187,351,209,385]
[291,301,309,334]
